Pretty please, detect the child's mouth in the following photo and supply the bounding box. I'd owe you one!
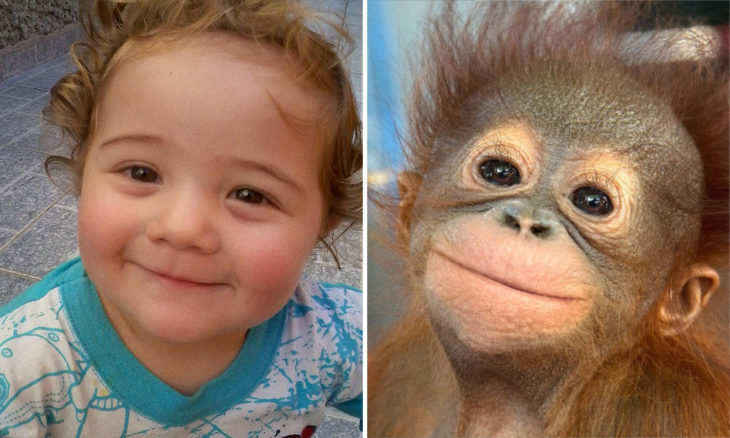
[130,261,225,289]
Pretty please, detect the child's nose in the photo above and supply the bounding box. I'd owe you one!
[145,188,221,253]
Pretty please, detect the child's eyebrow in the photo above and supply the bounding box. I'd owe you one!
[228,157,305,196]
[99,133,162,149]
[98,133,306,195]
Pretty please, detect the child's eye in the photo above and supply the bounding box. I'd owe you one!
[231,188,265,204]
[125,166,159,183]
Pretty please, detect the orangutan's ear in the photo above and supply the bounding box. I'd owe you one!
[658,263,719,336]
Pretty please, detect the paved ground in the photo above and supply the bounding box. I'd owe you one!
[0,54,77,299]
[0,1,362,436]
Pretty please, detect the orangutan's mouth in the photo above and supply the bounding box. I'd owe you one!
[431,248,583,302]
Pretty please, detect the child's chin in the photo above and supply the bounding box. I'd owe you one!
[131,310,247,347]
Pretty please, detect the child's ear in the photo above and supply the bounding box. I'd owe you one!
[657,263,720,336]
[322,213,342,236]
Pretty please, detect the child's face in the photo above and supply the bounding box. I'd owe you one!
[77,33,331,346]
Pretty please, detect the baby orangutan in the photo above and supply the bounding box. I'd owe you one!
[368,2,730,437]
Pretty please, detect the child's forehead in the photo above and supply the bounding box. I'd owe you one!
[115,32,297,82]
[99,31,335,134]
[91,31,337,160]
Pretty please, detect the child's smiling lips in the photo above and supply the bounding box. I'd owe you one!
[129,261,227,289]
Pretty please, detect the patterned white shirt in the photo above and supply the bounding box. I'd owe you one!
[0,258,362,437]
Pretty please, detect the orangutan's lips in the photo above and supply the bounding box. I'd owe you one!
[431,249,582,302]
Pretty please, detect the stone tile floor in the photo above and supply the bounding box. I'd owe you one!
[0,55,78,302]
[0,49,362,437]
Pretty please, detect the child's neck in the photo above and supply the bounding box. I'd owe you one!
[140,333,246,396]
[116,322,247,396]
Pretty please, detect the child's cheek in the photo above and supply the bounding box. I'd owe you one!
[77,182,136,263]
[228,220,321,297]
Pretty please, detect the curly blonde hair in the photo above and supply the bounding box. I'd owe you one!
[45,0,362,230]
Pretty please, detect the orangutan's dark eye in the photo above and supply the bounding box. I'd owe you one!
[570,186,613,216]
[479,159,521,187]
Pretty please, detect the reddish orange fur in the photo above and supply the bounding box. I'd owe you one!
[369,2,729,436]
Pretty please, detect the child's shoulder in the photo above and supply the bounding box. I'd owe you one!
[284,277,363,346]
[281,278,362,396]
[292,277,362,320]
[0,259,84,376]
[0,258,86,319]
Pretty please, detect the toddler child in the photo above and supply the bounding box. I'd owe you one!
[0,0,362,436]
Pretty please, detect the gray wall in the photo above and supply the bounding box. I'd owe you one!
[0,0,77,49]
